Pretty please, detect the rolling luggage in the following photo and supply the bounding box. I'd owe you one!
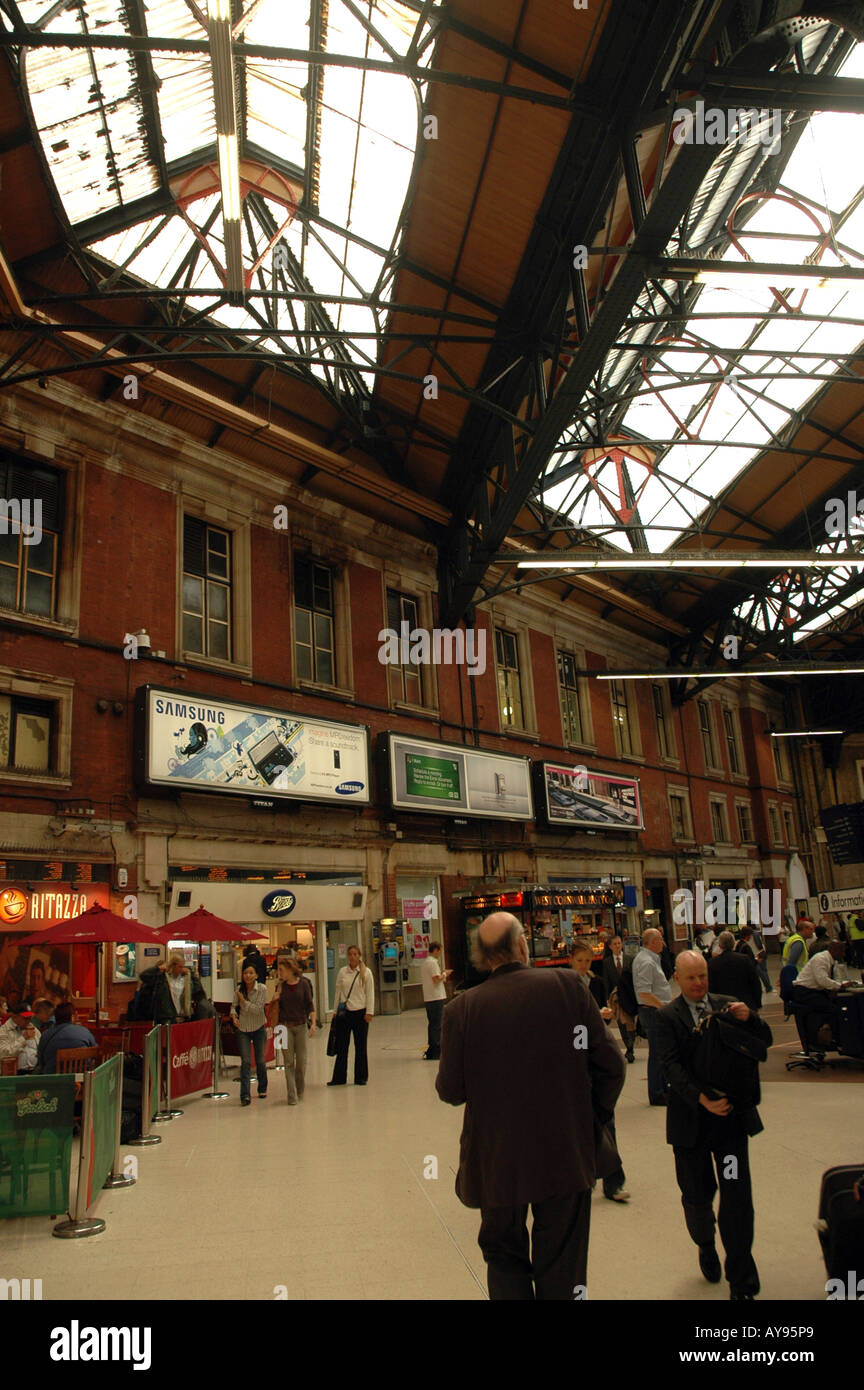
[816,1165,864,1281]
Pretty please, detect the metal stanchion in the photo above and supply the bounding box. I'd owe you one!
[53,1071,105,1238]
[103,1051,136,1190]
[129,1024,162,1146]
[153,1024,183,1122]
[204,1015,229,1100]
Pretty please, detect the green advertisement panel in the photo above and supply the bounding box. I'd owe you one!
[87,1053,121,1207]
[146,1025,160,1121]
[404,752,462,802]
[0,1075,75,1218]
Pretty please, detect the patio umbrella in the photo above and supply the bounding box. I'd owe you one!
[15,902,162,1013]
[160,906,266,943]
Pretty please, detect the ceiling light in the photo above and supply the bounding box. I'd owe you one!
[208,0,232,19]
[513,551,864,571]
[770,730,845,737]
[597,665,864,680]
[217,134,241,222]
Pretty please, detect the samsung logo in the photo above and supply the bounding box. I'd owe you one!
[261,891,296,917]
[335,781,364,795]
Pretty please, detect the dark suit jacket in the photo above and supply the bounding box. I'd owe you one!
[708,950,762,1013]
[436,962,624,1209]
[602,953,626,997]
[655,993,773,1149]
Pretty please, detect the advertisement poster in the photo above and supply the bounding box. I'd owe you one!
[386,734,533,821]
[138,687,370,806]
[539,762,644,831]
[113,943,138,983]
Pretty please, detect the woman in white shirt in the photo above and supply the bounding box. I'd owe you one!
[328,946,374,1086]
[231,964,269,1105]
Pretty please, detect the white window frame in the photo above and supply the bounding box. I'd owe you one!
[709,795,730,844]
[652,681,677,761]
[291,547,354,700]
[697,698,722,773]
[178,500,252,675]
[0,665,74,788]
[557,646,593,749]
[668,786,694,842]
[609,675,642,759]
[381,579,439,713]
[767,801,784,847]
[490,619,537,737]
[735,799,755,844]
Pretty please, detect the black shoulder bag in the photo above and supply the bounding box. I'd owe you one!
[326,970,359,1057]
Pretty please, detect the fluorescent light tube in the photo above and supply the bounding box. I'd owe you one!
[217,133,241,221]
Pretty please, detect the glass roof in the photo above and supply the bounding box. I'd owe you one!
[18,0,438,385]
[541,41,864,563]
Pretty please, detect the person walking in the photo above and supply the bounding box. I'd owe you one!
[655,951,772,1301]
[421,942,450,1061]
[633,928,673,1105]
[602,934,637,1062]
[274,956,316,1103]
[328,945,374,1086]
[708,931,762,1013]
[231,963,268,1106]
[437,912,624,1299]
[139,952,205,1024]
[571,940,630,1204]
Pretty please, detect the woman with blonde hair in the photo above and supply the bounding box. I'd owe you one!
[274,955,316,1103]
[328,944,374,1086]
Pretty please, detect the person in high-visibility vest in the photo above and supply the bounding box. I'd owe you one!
[782,918,815,975]
[848,911,864,971]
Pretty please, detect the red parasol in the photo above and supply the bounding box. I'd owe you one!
[158,906,266,944]
[15,901,159,946]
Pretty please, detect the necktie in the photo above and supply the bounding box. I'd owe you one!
[616,956,622,971]
[695,999,708,1028]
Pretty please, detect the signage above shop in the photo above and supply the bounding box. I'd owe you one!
[535,762,644,832]
[383,734,533,822]
[818,886,864,913]
[461,886,621,913]
[261,891,297,918]
[0,882,110,931]
[135,687,371,808]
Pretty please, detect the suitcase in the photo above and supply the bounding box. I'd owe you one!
[816,1165,864,1281]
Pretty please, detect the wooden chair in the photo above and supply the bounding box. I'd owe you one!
[55,1046,100,1074]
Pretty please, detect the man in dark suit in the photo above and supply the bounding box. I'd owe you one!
[656,950,772,1301]
[437,912,625,1300]
[708,931,762,1013]
[602,933,637,1062]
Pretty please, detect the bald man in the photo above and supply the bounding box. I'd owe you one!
[632,928,673,1105]
[655,950,772,1301]
[437,912,624,1300]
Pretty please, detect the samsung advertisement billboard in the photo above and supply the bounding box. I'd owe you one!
[383,734,533,821]
[135,687,370,807]
[536,761,643,831]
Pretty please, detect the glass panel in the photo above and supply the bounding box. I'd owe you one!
[314,572,333,613]
[314,613,333,652]
[316,649,333,685]
[405,671,421,703]
[208,622,229,660]
[23,572,52,615]
[24,531,55,573]
[0,532,19,564]
[295,608,311,645]
[296,644,313,680]
[207,581,228,621]
[14,709,51,770]
[183,575,203,614]
[0,568,17,607]
[183,613,203,653]
[294,560,313,610]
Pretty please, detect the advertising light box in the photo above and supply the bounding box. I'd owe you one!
[385,734,533,821]
[537,762,643,831]
[135,687,370,806]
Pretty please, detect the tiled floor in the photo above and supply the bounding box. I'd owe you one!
[1,995,861,1302]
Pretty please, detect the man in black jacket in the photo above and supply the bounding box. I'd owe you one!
[656,950,772,1301]
[708,931,762,1012]
[437,912,624,1300]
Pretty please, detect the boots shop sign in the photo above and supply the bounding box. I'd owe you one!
[135,686,370,807]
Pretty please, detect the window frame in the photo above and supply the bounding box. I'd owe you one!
[494,626,525,732]
[767,801,784,847]
[697,698,721,772]
[652,681,677,761]
[182,516,233,663]
[668,786,694,842]
[557,648,590,748]
[0,667,73,787]
[735,799,755,844]
[772,735,793,787]
[0,446,82,637]
[384,587,426,709]
[783,805,798,848]
[708,795,730,844]
[609,676,642,759]
[291,549,354,698]
[178,503,251,674]
[721,704,743,776]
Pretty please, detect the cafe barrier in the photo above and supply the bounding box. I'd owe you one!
[0,1075,75,1219]
[54,1053,125,1239]
[166,1018,217,1105]
[203,1014,229,1101]
[129,1024,163,1145]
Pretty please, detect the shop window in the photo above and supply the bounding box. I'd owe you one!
[495,628,524,729]
[386,589,424,705]
[183,516,232,660]
[0,457,63,619]
[294,556,335,685]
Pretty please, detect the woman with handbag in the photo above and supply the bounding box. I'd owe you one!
[231,963,268,1105]
[327,945,374,1087]
[274,956,316,1104]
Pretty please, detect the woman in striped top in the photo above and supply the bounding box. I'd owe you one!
[232,964,269,1106]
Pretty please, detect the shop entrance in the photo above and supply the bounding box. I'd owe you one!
[325,921,359,1010]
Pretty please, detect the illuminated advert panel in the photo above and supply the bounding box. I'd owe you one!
[135,687,370,806]
[538,761,643,831]
[385,734,533,821]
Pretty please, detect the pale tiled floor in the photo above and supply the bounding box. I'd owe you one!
[1,998,861,1302]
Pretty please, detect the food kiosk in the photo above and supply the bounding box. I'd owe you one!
[460,885,624,986]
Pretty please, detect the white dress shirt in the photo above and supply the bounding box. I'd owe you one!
[334,965,375,1015]
[795,952,847,993]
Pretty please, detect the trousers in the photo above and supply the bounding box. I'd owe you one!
[638,1006,667,1102]
[673,1121,759,1297]
[238,1026,267,1101]
[425,1000,445,1058]
[478,1191,592,1300]
[331,1009,368,1084]
[281,1022,308,1100]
